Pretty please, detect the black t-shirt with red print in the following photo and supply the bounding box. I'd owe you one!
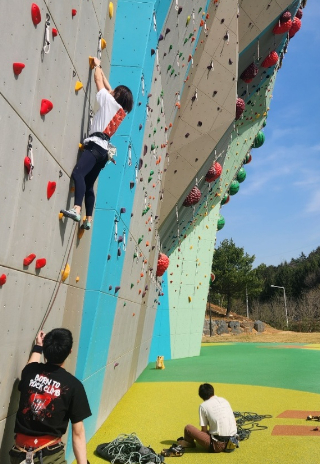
[15,362,91,437]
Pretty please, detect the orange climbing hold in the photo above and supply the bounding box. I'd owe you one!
[40,99,53,115]
[88,56,95,69]
[13,63,25,75]
[75,81,83,91]
[101,38,107,50]
[175,102,181,109]
[200,19,205,27]
[31,3,41,25]
[61,264,70,282]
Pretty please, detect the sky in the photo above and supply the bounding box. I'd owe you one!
[216,1,320,268]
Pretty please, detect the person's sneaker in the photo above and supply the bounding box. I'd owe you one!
[60,208,81,222]
[81,219,92,230]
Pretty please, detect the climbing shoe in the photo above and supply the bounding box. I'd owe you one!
[60,208,81,222]
[81,219,92,230]
[161,444,184,457]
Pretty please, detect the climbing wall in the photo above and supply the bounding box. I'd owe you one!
[0,0,304,462]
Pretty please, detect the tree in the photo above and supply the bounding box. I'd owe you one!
[210,239,263,316]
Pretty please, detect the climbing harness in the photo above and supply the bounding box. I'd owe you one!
[234,411,272,441]
[96,433,164,464]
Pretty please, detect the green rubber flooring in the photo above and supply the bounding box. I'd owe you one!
[137,343,320,393]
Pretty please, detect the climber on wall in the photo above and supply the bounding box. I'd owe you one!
[60,57,133,230]
[9,328,91,464]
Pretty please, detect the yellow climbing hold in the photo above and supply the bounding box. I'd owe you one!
[79,143,84,150]
[76,276,80,283]
[188,296,192,302]
[88,56,95,69]
[101,38,107,50]
[186,15,191,26]
[61,264,70,282]
[75,81,83,91]
[109,2,114,18]
[59,212,63,220]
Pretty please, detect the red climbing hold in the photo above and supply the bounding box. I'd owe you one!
[40,99,53,115]
[273,19,292,34]
[183,186,201,207]
[0,274,7,286]
[72,9,77,17]
[35,258,46,269]
[13,63,25,75]
[205,162,222,182]
[261,51,278,68]
[52,28,58,37]
[24,156,32,173]
[23,254,36,266]
[235,98,245,120]
[115,286,120,293]
[289,17,301,38]
[156,253,170,277]
[31,3,41,25]
[47,181,56,199]
[241,62,258,82]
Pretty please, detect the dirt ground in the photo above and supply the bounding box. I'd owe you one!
[202,304,320,343]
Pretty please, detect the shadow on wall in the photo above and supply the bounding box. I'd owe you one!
[0,379,20,462]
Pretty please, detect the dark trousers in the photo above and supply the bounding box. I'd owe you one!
[72,143,108,216]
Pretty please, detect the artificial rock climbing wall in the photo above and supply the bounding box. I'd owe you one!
[0,0,303,462]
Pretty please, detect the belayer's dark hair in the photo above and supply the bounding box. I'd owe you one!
[199,383,214,401]
[113,85,133,113]
[43,328,73,364]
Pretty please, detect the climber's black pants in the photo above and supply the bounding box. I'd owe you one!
[72,142,108,216]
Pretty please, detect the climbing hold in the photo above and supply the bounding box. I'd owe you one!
[130,181,135,189]
[40,99,53,115]
[151,48,155,56]
[76,276,80,283]
[289,17,301,38]
[138,236,143,244]
[178,6,182,14]
[13,63,25,75]
[101,38,107,50]
[200,19,205,27]
[188,296,192,302]
[217,215,225,230]
[221,193,230,205]
[273,13,292,34]
[165,28,170,35]
[145,241,150,246]
[236,98,245,120]
[109,285,113,291]
[156,253,170,277]
[107,254,111,260]
[118,248,122,256]
[252,131,265,148]
[296,8,303,19]
[61,264,70,282]
[115,286,120,293]
[35,258,46,269]
[241,63,258,82]
[237,167,246,183]
[75,81,83,91]
[0,274,6,286]
[205,162,222,182]
[88,56,95,69]
[158,34,164,41]
[59,212,64,220]
[131,283,134,288]
[261,51,278,68]
[183,186,201,206]
[229,180,240,196]
[243,153,252,164]
[186,15,191,26]
[47,181,56,199]
[109,2,114,18]
[23,254,36,266]
[71,9,77,17]
[24,156,32,174]
[52,28,58,37]
[31,3,41,25]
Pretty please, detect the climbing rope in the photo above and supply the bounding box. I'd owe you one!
[234,411,273,441]
[39,225,77,331]
[96,433,164,464]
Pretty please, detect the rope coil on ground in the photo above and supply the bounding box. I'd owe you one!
[234,411,273,441]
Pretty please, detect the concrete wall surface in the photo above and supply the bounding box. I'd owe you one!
[0,0,301,462]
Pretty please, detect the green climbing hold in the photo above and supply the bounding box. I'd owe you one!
[252,131,265,148]
[170,69,175,75]
[167,65,172,71]
[229,180,240,196]
[263,119,267,127]
[150,170,154,175]
[131,283,134,288]
[148,176,153,183]
[157,97,160,105]
[179,52,183,58]
[123,302,126,306]
[184,38,188,44]
[157,117,160,123]
[151,143,156,150]
[189,33,193,39]
[217,215,225,231]
[237,167,246,183]
[169,45,173,50]
[198,7,202,13]
[153,129,156,134]
[138,236,144,244]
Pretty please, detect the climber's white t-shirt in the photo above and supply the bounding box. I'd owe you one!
[199,396,237,437]
[83,88,126,150]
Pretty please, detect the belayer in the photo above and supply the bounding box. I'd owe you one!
[61,57,133,230]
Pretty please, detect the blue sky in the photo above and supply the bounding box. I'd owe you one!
[217,1,320,267]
